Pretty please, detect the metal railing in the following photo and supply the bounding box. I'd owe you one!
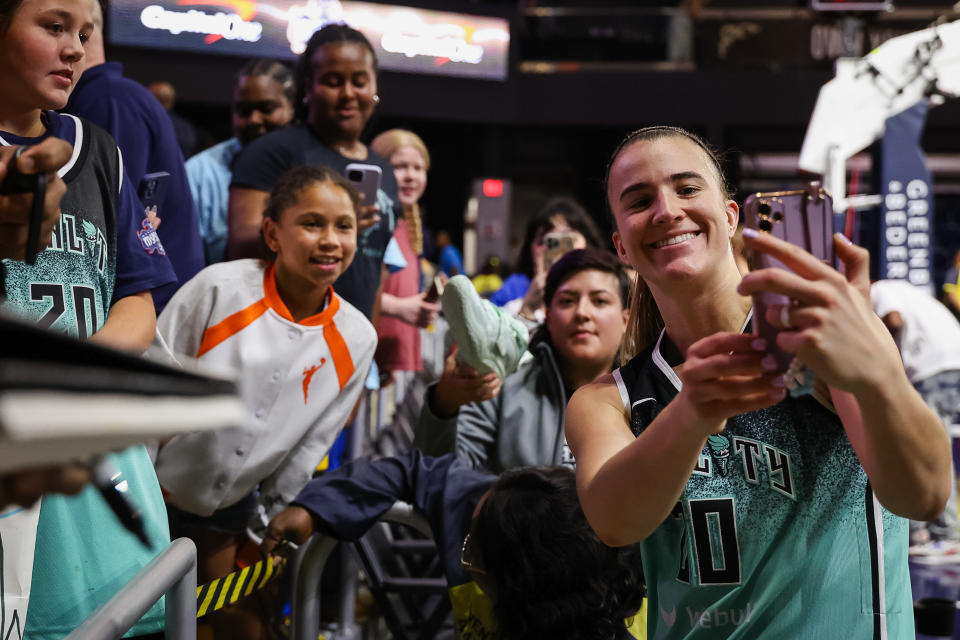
[65,536,197,640]
[290,501,432,640]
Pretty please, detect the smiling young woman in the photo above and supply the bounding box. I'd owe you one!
[414,248,631,473]
[565,126,951,639]
[227,24,399,322]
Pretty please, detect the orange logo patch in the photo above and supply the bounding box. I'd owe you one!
[302,358,326,403]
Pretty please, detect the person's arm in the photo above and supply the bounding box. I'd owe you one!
[226,186,268,260]
[380,292,440,327]
[260,450,478,557]
[739,231,950,520]
[110,162,176,346]
[414,377,502,470]
[423,345,501,419]
[89,290,156,353]
[567,333,780,546]
[0,465,89,509]
[0,139,71,260]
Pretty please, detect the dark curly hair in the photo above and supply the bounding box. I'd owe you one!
[237,58,296,107]
[294,23,378,123]
[515,197,604,278]
[471,467,645,640]
[260,165,360,259]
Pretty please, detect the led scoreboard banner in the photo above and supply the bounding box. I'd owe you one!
[108,0,510,81]
[810,0,893,11]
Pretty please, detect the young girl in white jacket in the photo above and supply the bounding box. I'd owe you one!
[156,165,376,635]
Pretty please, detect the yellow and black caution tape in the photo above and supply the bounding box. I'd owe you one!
[195,556,285,618]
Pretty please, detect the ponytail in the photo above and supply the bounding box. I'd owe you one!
[619,277,663,361]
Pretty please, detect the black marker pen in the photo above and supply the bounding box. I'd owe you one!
[90,455,152,549]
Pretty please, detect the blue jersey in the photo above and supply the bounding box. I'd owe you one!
[65,62,205,311]
[614,329,913,639]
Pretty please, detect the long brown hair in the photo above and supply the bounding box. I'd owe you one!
[370,129,430,256]
[604,126,732,360]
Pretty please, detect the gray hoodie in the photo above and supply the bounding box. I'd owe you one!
[413,336,575,473]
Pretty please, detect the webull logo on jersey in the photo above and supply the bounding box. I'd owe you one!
[686,602,754,629]
[693,435,795,500]
[660,602,755,630]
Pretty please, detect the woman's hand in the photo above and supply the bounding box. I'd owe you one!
[260,505,314,559]
[394,292,440,328]
[737,231,900,396]
[357,193,381,232]
[519,271,546,320]
[431,344,502,419]
[676,332,785,436]
[740,230,951,520]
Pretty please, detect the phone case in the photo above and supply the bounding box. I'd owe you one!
[543,231,577,272]
[138,172,171,209]
[344,163,382,206]
[742,183,835,374]
[424,275,445,303]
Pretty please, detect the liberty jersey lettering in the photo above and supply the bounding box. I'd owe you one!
[2,118,119,336]
[616,330,912,638]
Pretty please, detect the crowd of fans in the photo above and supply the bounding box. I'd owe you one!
[1,0,959,638]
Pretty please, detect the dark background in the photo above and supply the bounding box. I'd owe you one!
[107,0,960,282]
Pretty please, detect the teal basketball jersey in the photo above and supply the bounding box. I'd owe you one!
[615,329,913,639]
[1,115,118,338]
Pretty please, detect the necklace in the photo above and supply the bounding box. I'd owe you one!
[334,142,366,160]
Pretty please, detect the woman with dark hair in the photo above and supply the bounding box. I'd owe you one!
[415,247,630,472]
[467,466,646,640]
[566,126,950,637]
[227,23,398,320]
[490,197,604,324]
[262,454,646,639]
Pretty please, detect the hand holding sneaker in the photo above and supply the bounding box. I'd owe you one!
[441,275,529,381]
[431,344,502,419]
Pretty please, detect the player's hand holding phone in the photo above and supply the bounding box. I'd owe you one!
[739,184,835,380]
[738,188,894,396]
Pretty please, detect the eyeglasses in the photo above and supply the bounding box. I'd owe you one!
[459,532,486,575]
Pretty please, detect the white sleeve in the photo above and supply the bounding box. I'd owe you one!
[157,269,214,358]
[870,281,898,319]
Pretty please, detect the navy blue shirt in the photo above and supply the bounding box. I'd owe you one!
[231,124,398,319]
[65,62,204,311]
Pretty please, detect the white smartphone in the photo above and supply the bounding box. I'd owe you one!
[344,163,382,206]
